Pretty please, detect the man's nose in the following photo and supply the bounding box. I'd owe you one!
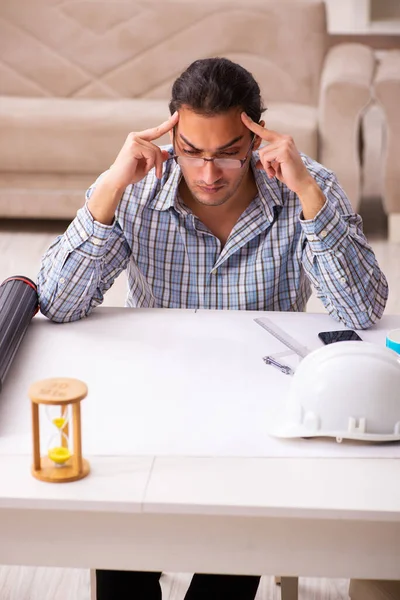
[201,159,223,184]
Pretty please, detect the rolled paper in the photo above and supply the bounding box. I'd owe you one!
[386,329,400,355]
[0,276,39,392]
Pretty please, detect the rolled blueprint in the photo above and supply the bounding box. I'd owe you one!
[0,276,39,392]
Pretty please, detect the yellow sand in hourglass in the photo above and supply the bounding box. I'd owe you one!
[29,378,90,483]
[47,408,71,465]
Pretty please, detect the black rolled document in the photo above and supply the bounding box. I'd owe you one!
[0,276,39,392]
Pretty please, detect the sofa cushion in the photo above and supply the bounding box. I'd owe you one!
[0,96,171,174]
[0,96,318,174]
[0,1,326,105]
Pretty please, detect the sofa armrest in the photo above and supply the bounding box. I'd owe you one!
[318,43,375,211]
[374,51,400,237]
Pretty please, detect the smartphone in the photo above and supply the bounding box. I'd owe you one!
[318,330,363,345]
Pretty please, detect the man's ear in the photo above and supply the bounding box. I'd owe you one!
[253,120,265,150]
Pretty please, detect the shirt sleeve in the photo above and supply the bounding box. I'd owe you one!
[37,195,131,323]
[300,173,388,329]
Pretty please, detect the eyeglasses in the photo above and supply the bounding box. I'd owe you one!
[173,135,255,170]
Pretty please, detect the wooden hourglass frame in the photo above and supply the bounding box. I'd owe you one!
[29,377,90,483]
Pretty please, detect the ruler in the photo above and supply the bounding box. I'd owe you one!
[254,316,310,358]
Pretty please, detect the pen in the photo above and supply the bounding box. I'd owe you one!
[262,355,294,376]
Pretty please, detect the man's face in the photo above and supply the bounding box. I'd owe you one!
[172,106,259,207]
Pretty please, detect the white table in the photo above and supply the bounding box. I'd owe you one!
[1,308,400,582]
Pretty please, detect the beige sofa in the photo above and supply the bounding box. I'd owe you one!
[374,50,400,243]
[0,0,374,220]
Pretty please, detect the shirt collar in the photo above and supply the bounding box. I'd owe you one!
[148,148,284,221]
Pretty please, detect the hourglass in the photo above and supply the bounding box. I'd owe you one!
[29,377,90,483]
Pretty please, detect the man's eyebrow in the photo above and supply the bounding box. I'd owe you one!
[179,134,244,151]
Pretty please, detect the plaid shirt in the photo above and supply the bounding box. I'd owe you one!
[38,148,388,329]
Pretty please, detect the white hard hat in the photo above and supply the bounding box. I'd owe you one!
[268,341,400,443]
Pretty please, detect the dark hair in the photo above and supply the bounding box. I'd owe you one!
[169,57,265,123]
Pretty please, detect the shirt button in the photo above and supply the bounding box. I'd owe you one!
[211,270,217,275]
[340,276,346,284]
[59,277,65,284]
[320,229,328,239]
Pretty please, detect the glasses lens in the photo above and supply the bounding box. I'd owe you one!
[214,159,242,170]
[176,157,242,169]
[176,157,204,168]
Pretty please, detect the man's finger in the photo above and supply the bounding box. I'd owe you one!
[155,154,164,179]
[259,144,281,155]
[255,158,275,175]
[259,149,280,164]
[140,145,165,179]
[241,112,279,143]
[139,111,179,142]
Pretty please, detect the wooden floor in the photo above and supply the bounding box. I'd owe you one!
[0,192,398,599]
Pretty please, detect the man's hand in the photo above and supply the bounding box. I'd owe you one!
[87,112,178,225]
[241,112,317,196]
[107,111,179,189]
[241,112,326,219]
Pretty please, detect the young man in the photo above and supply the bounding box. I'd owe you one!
[38,58,388,599]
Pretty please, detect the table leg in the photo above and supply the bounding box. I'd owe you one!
[90,569,96,600]
[281,576,298,600]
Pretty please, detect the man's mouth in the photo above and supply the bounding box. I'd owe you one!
[198,185,225,194]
